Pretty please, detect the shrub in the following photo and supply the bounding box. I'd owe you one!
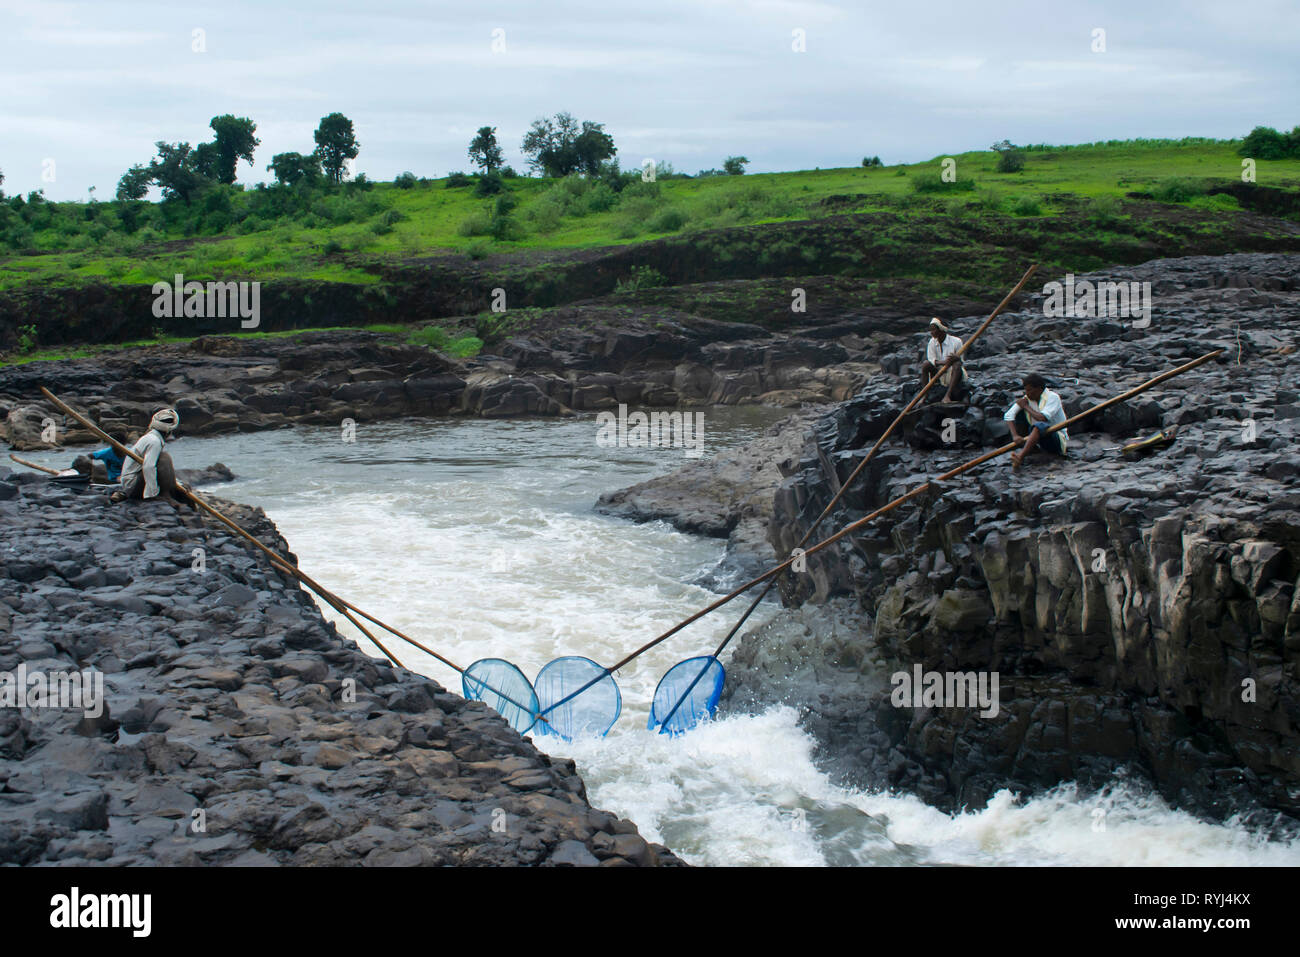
[394,171,418,189]
[910,173,975,193]
[493,193,518,217]
[648,207,687,232]
[1189,193,1241,211]
[444,172,473,188]
[585,182,617,213]
[457,212,491,236]
[475,171,505,197]
[621,179,660,200]
[1089,195,1120,225]
[16,324,37,353]
[489,213,524,241]
[447,335,484,358]
[1011,195,1042,216]
[862,156,883,168]
[1152,177,1207,203]
[464,238,492,260]
[408,326,451,349]
[615,265,667,293]
[996,150,1026,173]
[528,202,563,234]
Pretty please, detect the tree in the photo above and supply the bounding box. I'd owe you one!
[314,112,360,184]
[723,156,749,175]
[148,142,204,203]
[521,112,616,177]
[996,150,1025,173]
[208,114,260,184]
[267,151,321,187]
[1238,126,1289,160]
[191,141,221,181]
[862,156,883,168]
[468,126,504,174]
[116,164,152,200]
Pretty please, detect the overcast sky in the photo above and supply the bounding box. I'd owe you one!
[1,0,1296,200]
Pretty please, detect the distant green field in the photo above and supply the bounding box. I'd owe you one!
[2,139,1296,292]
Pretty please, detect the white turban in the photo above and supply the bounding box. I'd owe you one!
[929,317,947,332]
[149,408,180,434]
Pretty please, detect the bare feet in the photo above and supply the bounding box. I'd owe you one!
[1010,451,1023,469]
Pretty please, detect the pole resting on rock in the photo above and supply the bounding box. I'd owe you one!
[36,386,549,730]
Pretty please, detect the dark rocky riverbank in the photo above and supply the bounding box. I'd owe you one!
[0,306,883,450]
[712,252,1300,828]
[0,468,679,866]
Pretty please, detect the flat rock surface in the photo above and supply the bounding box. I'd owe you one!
[0,471,680,866]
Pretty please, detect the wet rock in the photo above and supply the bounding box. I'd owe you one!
[0,473,681,867]
[719,253,1300,826]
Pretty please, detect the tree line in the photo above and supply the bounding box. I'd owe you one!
[116,113,360,202]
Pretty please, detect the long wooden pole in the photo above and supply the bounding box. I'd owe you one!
[9,453,60,475]
[539,347,1225,718]
[716,264,1037,651]
[36,387,552,725]
[652,264,1038,731]
[37,387,410,667]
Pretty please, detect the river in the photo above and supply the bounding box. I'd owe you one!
[28,409,1300,866]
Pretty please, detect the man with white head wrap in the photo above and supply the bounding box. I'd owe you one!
[112,408,179,503]
[920,317,968,403]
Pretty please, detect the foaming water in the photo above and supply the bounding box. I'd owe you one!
[32,412,1298,866]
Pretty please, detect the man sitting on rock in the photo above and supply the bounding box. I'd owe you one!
[1004,373,1068,469]
[111,409,180,503]
[71,431,128,483]
[920,318,968,403]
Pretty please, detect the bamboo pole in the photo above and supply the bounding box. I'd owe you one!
[540,347,1225,719]
[714,266,1038,653]
[38,388,411,667]
[9,453,60,475]
[652,265,1038,730]
[36,387,552,725]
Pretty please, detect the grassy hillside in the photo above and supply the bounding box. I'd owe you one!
[2,138,1298,293]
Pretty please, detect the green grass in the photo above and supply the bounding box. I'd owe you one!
[2,139,1298,294]
[0,323,422,368]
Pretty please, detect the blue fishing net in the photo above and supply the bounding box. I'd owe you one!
[462,658,540,735]
[649,656,725,735]
[534,656,621,740]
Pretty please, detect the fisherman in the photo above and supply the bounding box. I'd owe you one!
[111,409,179,503]
[920,318,968,403]
[70,432,128,483]
[1004,373,1068,469]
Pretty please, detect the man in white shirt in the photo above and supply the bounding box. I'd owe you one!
[920,318,967,402]
[112,408,180,502]
[1004,374,1068,469]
